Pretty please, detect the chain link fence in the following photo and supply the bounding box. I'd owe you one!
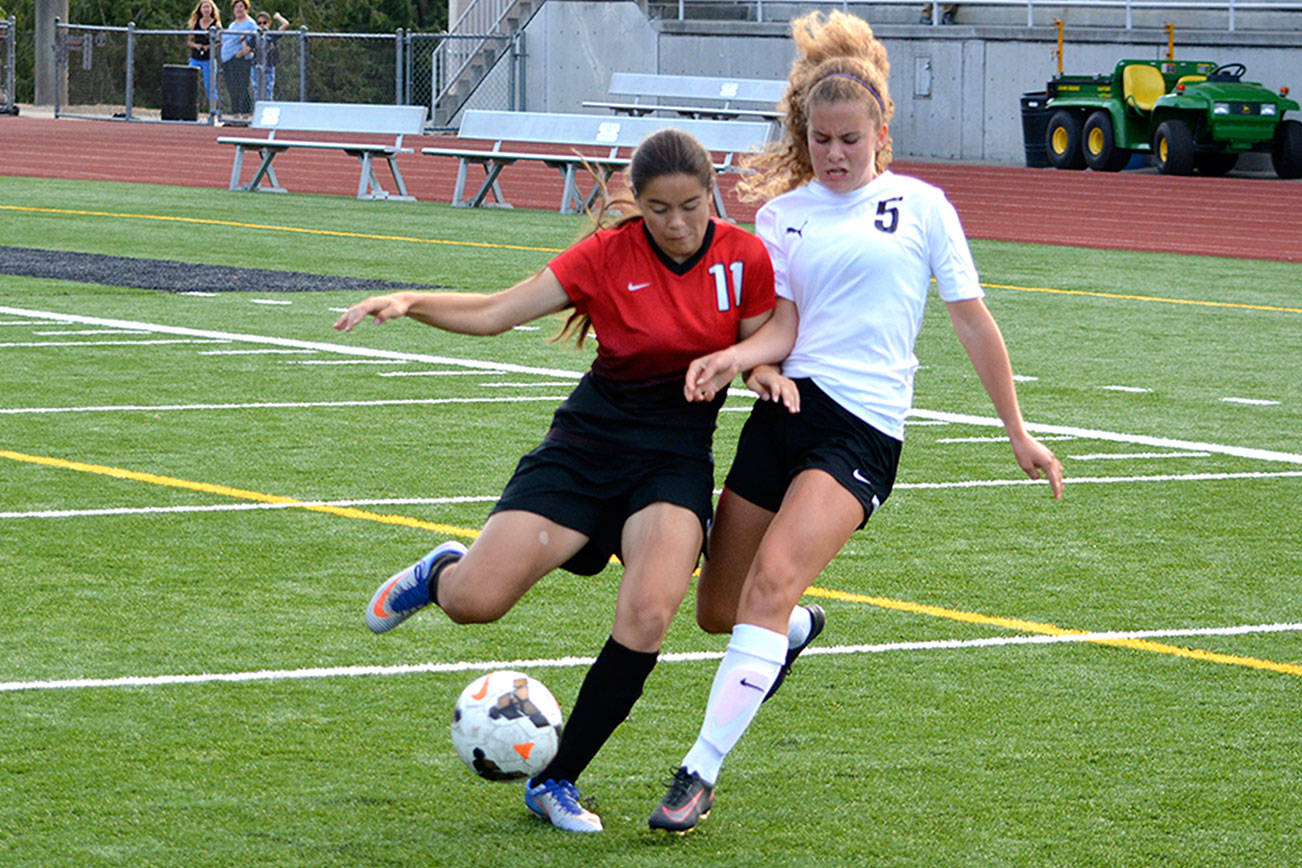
[1,16,16,114]
[52,21,522,128]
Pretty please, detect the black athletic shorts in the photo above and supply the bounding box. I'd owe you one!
[490,431,714,576]
[725,377,902,529]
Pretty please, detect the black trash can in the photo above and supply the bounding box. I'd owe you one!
[1020,91,1052,168]
[161,64,200,121]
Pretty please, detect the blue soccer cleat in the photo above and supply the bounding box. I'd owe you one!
[364,540,466,634]
[525,778,603,833]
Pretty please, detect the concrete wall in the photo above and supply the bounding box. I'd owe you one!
[478,1,1301,166]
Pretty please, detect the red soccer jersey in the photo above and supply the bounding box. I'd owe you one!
[548,218,776,381]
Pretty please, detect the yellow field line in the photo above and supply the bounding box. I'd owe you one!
[805,586,1302,678]
[0,204,564,254]
[7,447,1299,678]
[983,281,1302,314]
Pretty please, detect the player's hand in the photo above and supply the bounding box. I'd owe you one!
[1011,434,1064,499]
[333,294,410,332]
[684,348,741,402]
[745,365,799,412]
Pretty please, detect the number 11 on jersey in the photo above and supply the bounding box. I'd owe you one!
[709,262,745,312]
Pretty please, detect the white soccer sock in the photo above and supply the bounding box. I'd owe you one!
[681,623,788,786]
[787,605,812,649]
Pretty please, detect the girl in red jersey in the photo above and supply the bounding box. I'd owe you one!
[333,129,775,833]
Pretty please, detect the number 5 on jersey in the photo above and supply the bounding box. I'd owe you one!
[709,262,746,312]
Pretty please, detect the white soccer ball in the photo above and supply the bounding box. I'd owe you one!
[450,670,564,781]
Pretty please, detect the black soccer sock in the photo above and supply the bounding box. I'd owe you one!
[529,636,658,786]
[427,549,462,611]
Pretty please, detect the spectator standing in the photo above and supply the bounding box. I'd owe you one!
[220,0,256,119]
[186,0,221,107]
[251,10,289,101]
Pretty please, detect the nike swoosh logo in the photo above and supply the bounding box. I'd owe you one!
[370,576,401,618]
[471,677,490,700]
[661,791,705,822]
[852,469,870,484]
[739,677,765,692]
[627,282,651,291]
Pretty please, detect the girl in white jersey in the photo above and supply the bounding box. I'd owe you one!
[648,11,1065,833]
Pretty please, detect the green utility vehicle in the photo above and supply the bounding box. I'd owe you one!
[1044,58,1301,177]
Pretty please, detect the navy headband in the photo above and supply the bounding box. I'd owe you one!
[818,72,885,115]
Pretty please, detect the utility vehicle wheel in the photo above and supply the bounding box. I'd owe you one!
[1083,110,1131,172]
[1272,119,1302,179]
[1046,110,1085,170]
[1153,120,1195,175]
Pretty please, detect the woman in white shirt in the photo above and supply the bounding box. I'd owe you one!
[649,10,1064,833]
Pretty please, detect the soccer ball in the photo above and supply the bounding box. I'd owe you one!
[450,670,564,781]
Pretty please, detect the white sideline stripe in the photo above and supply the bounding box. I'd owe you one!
[200,349,318,356]
[1100,385,1152,393]
[1222,397,1281,406]
[33,329,151,335]
[938,435,1076,444]
[0,306,586,379]
[4,621,1299,693]
[378,370,502,377]
[250,299,292,306]
[0,396,571,416]
[904,407,1302,466]
[4,470,1302,519]
[1072,451,1211,461]
[287,359,408,365]
[482,381,577,388]
[0,320,59,325]
[2,305,1299,466]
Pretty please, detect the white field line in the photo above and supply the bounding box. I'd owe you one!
[5,470,1302,520]
[1,304,1300,466]
[200,349,318,356]
[938,435,1077,444]
[378,370,502,377]
[1222,397,1281,406]
[1072,451,1211,461]
[33,329,151,336]
[3,621,1299,693]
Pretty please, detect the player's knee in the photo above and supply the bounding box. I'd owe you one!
[743,552,805,617]
[437,577,510,625]
[694,597,735,634]
[613,595,677,649]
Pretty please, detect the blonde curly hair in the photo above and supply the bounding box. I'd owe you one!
[739,11,894,203]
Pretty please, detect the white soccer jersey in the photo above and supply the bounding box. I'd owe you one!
[755,171,984,440]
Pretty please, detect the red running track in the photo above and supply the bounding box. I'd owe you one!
[1,115,1298,262]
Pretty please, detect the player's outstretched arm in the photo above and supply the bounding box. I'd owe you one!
[684,299,798,402]
[334,269,570,337]
[946,297,1064,499]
